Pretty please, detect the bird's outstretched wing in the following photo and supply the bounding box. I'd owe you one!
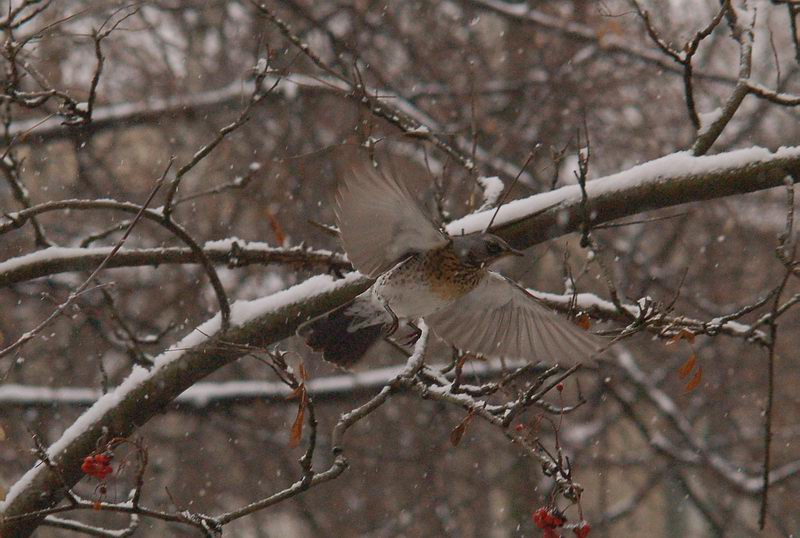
[425,272,604,364]
[336,153,449,278]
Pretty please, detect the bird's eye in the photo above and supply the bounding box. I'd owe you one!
[487,242,502,254]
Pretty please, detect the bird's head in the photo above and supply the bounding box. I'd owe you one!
[453,233,524,268]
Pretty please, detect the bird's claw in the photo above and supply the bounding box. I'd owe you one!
[383,318,399,337]
[383,304,400,337]
[400,322,422,346]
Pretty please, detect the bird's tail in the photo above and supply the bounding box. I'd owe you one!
[298,294,388,368]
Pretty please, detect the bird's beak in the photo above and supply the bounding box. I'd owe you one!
[507,246,525,257]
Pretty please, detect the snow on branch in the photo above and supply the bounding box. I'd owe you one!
[0,240,348,287]
[2,144,798,535]
[0,358,528,409]
[451,146,800,243]
[476,176,505,210]
[0,273,370,535]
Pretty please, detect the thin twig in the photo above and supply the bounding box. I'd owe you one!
[162,59,280,217]
[0,162,170,360]
[759,180,796,529]
[0,194,233,329]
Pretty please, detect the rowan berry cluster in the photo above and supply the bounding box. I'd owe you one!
[532,507,591,537]
[81,453,113,480]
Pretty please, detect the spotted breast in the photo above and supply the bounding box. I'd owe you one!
[372,244,485,318]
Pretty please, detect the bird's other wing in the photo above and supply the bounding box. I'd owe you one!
[336,152,449,278]
[425,272,605,365]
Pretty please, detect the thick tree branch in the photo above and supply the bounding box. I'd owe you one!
[460,146,800,248]
[2,145,800,536]
[0,273,371,537]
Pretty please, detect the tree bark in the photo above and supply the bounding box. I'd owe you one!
[1,146,798,537]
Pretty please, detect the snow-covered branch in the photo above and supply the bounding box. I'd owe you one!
[0,240,348,287]
[449,146,800,243]
[2,144,799,535]
[0,358,527,409]
[0,273,370,536]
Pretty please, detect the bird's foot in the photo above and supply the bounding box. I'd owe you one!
[400,321,422,346]
[384,319,399,337]
[382,304,400,337]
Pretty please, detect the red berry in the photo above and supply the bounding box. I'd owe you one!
[574,522,591,538]
[515,423,526,432]
[533,507,565,530]
[81,453,113,480]
[548,512,566,527]
[556,383,564,392]
[533,507,548,529]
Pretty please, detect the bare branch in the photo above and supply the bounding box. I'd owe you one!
[1,196,233,332]
[0,167,168,360]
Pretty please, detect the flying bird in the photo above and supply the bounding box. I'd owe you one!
[299,152,603,367]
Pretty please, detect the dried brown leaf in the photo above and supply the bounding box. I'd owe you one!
[286,385,304,400]
[267,211,286,246]
[449,413,474,447]
[575,312,591,331]
[288,399,306,448]
[685,366,703,392]
[678,353,696,379]
[298,362,308,382]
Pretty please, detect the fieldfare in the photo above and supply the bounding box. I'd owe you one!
[299,153,603,367]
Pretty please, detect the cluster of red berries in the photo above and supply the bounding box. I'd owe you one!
[533,507,565,535]
[81,453,113,480]
[532,507,591,537]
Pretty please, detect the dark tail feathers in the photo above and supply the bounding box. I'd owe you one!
[298,299,384,368]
